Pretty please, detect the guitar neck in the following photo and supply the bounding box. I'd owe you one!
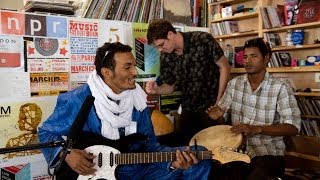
[115,150,212,165]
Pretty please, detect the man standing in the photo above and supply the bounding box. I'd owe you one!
[146,19,230,145]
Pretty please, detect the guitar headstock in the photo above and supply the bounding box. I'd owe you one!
[211,147,250,164]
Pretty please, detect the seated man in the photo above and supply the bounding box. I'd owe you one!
[207,38,301,179]
[38,42,211,179]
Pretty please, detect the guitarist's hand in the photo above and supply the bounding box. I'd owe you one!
[171,147,198,170]
[65,149,96,175]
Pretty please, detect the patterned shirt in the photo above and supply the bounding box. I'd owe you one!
[160,31,224,112]
[218,72,301,158]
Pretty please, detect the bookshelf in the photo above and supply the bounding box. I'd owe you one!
[208,0,262,44]
[208,0,320,170]
[210,11,258,23]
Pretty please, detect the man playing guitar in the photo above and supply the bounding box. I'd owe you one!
[38,42,211,180]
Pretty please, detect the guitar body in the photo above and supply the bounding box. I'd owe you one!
[55,132,147,180]
[55,127,250,180]
[78,145,120,180]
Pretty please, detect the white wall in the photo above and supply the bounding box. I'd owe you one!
[0,0,24,11]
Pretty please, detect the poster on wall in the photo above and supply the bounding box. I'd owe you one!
[27,38,70,73]
[0,96,57,179]
[30,72,69,96]
[132,23,160,82]
[0,35,24,72]
[69,18,99,90]
[98,20,126,46]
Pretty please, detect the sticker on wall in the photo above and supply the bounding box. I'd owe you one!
[0,36,24,70]
[34,38,59,56]
[27,38,70,73]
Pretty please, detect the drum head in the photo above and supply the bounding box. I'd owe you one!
[189,125,243,150]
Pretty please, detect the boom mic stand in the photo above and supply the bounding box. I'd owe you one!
[0,140,66,178]
[0,141,65,154]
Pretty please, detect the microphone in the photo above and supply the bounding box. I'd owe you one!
[53,95,95,174]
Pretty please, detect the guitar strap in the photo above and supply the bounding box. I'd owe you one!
[118,127,126,137]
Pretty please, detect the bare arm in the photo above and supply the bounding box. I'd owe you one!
[231,123,299,136]
[145,81,175,95]
[215,55,230,103]
[206,105,226,124]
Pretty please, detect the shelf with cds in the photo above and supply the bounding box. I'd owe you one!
[208,0,260,39]
[210,11,258,23]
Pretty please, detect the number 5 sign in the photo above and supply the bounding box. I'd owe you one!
[99,20,125,46]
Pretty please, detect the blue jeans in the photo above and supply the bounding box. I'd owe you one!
[117,159,211,180]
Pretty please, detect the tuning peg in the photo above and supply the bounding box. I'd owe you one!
[239,150,243,153]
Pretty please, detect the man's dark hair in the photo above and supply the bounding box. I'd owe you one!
[147,19,177,44]
[95,42,132,78]
[244,37,272,58]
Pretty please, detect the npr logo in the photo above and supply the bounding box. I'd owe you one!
[0,10,67,38]
[0,106,11,117]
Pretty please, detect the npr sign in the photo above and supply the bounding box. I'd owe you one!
[0,10,68,38]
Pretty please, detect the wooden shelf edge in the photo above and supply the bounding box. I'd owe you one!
[272,44,320,51]
[294,92,320,97]
[210,12,258,23]
[231,66,320,73]
[263,21,320,33]
[301,115,320,119]
[214,31,258,39]
[230,68,246,73]
[209,0,235,5]
[285,151,320,162]
[267,66,320,72]
[209,0,250,5]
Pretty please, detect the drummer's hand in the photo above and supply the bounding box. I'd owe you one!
[206,105,226,120]
[171,147,198,170]
[230,123,262,136]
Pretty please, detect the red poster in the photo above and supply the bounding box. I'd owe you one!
[0,53,20,67]
[0,11,25,35]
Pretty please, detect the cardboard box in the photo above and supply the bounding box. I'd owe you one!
[1,164,30,180]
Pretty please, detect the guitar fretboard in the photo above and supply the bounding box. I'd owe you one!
[115,151,212,165]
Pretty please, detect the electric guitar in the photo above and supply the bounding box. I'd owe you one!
[56,132,250,180]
